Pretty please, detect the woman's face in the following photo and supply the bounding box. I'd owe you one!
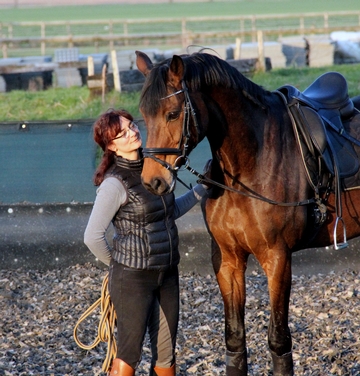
[108,116,142,160]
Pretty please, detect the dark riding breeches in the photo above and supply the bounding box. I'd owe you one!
[108,260,179,369]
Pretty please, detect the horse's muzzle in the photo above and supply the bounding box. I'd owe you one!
[141,175,176,195]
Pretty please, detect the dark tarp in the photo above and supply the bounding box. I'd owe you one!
[0,119,98,269]
[0,119,97,204]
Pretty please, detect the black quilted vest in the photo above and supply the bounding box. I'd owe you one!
[107,156,179,271]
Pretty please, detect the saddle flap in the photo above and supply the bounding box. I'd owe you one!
[325,126,360,178]
[299,106,327,154]
[288,100,359,179]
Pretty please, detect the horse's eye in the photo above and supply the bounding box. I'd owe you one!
[166,111,180,122]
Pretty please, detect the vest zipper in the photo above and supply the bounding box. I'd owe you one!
[161,195,172,266]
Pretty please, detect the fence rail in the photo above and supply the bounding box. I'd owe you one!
[1,11,360,58]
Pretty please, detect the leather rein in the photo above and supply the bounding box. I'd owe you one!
[142,81,317,208]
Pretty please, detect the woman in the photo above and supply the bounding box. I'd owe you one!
[84,109,209,376]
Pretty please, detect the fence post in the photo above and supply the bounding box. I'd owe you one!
[0,22,7,58]
[181,18,187,48]
[257,30,265,72]
[2,43,8,59]
[124,22,128,47]
[8,24,13,49]
[324,13,329,33]
[87,56,94,76]
[300,17,305,35]
[234,38,241,59]
[41,22,45,55]
[109,20,114,50]
[111,50,121,93]
[251,15,256,43]
[101,63,107,103]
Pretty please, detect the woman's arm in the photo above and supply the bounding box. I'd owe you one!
[173,183,208,219]
[84,177,127,266]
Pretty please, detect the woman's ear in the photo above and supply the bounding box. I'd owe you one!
[107,142,116,153]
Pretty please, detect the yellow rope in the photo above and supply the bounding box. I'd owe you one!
[73,273,117,373]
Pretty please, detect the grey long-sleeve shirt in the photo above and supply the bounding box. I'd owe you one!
[84,177,208,266]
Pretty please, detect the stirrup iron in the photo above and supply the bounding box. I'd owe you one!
[333,216,348,250]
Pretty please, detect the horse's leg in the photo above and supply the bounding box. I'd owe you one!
[212,239,248,376]
[261,250,294,376]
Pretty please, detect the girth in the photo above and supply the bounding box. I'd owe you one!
[276,71,360,250]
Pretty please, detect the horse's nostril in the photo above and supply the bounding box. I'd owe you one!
[142,181,151,189]
[141,177,167,195]
[150,178,169,195]
[152,178,163,191]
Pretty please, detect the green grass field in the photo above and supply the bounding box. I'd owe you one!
[1,0,360,123]
[2,0,360,58]
[1,63,359,122]
[1,0,360,22]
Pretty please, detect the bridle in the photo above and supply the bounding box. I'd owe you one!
[142,80,319,208]
[142,81,200,173]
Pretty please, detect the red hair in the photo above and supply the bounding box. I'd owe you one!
[93,108,134,186]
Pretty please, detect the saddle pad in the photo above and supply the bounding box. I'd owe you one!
[342,115,360,189]
[325,125,359,178]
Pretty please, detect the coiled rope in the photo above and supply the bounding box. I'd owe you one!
[73,273,117,373]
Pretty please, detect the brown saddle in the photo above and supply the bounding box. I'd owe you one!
[277,71,360,249]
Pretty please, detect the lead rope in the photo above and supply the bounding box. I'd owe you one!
[73,273,117,373]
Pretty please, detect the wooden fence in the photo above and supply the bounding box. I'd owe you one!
[1,11,360,58]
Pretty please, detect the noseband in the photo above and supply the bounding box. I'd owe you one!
[142,81,200,173]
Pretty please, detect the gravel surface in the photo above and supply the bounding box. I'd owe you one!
[1,264,359,375]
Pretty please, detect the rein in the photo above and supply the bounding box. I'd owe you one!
[144,81,317,208]
[185,163,317,207]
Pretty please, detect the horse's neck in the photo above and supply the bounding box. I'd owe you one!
[207,89,265,152]
[207,90,290,176]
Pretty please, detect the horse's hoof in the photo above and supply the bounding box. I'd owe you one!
[226,349,248,375]
[270,350,294,376]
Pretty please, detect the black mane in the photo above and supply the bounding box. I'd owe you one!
[139,52,269,116]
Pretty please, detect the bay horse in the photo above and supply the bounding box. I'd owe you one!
[135,50,360,375]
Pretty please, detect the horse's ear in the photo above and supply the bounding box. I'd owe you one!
[168,55,184,88]
[135,51,153,76]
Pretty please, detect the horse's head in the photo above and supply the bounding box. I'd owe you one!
[136,50,204,195]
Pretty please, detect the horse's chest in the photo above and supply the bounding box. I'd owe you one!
[204,194,289,249]
[204,196,249,234]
